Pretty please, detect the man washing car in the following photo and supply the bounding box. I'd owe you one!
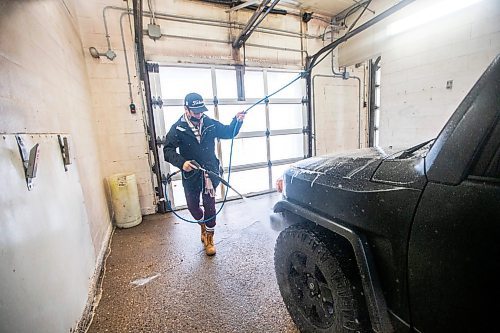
[164,92,245,256]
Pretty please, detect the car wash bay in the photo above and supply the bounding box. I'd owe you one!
[1,0,500,332]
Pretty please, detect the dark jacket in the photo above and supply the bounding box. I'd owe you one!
[164,114,243,191]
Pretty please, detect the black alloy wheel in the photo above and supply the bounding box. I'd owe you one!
[274,223,369,333]
[288,250,336,328]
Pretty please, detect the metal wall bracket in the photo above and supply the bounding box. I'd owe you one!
[15,135,40,191]
[57,135,71,171]
[236,65,246,101]
[156,135,166,146]
[147,62,160,73]
[151,96,163,108]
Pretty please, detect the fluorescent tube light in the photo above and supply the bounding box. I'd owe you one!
[388,0,484,35]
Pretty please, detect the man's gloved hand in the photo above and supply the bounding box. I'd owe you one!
[236,111,246,122]
[182,160,198,172]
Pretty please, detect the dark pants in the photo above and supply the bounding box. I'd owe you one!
[185,189,216,228]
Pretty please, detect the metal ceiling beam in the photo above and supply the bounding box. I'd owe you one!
[352,0,375,14]
[232,0,281,49]
[225,0,260,12]
[333,0,371,23]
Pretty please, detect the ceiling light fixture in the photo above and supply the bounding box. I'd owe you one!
[388,0,484,35]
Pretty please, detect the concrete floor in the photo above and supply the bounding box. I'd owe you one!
[88,192,299,333]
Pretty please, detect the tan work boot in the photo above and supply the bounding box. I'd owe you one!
[199,223,207,244]
[205,231,216,256]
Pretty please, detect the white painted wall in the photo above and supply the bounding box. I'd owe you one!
[0,135,95,333]
[0,1,111,332]
[338,0,500,147]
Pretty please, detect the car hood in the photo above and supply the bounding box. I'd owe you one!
[290,146,427,189]
[292,147,402,180]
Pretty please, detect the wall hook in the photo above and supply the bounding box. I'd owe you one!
[58,135,71,171]
[15,135,40,191]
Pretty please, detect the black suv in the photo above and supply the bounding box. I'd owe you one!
[273,55,500,333]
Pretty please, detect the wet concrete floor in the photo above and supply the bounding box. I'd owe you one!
[88,193,299,333]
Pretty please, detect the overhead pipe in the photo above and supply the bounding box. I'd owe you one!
[305,0,416,157]
[154,32,307,54]
[103,5,321,46]
[151,9,316,39]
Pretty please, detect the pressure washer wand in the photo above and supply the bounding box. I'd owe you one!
[208,170,246,198]
[190,161,247,199]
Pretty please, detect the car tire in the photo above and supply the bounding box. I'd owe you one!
[274,223,369,333]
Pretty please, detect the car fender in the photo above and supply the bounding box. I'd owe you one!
[274,199,394,333]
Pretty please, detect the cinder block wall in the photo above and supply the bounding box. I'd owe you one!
[77,0,156,215]
[339,0,500,147]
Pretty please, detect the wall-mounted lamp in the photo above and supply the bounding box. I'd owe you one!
[88,47,117,61]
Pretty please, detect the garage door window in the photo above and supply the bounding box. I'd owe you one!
[154,65,306,208]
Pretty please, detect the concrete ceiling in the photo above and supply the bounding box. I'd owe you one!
[281,0,357,17]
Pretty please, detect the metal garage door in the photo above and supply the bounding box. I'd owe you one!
[149,64,306,208]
